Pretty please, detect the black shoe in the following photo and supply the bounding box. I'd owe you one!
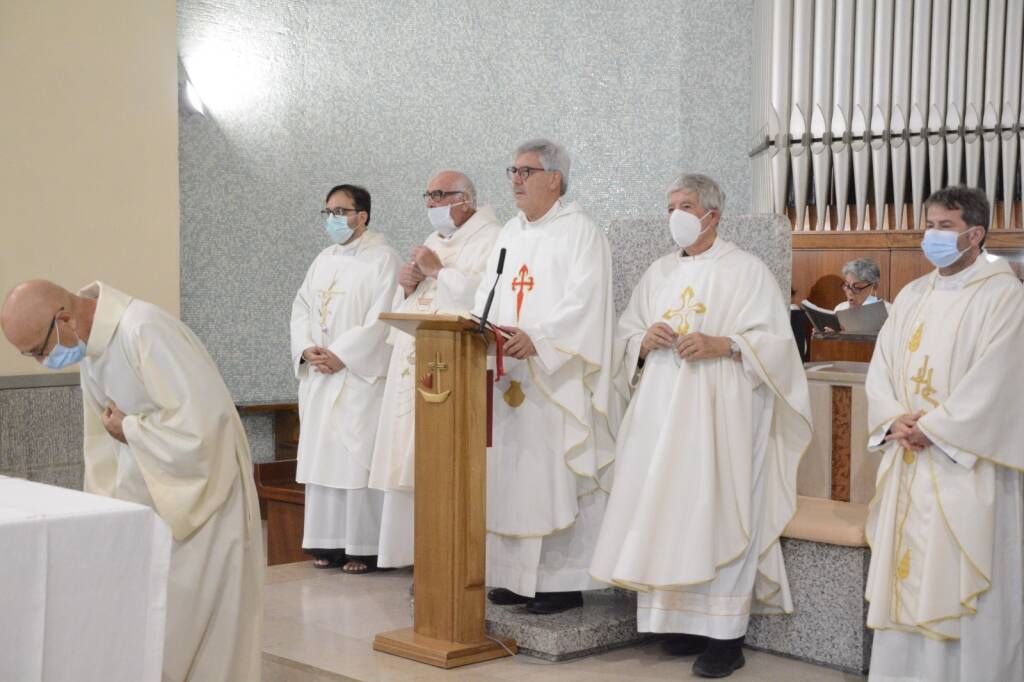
[662,633,709,656]
[692,636,745,678]
[525,590,583,615]
[488,588,531,605]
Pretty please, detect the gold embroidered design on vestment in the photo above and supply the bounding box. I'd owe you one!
[317,273,345,345]
[908,323,923,353]
[897,549,911,580]
[662,286,706,335]
[910,355,940,407]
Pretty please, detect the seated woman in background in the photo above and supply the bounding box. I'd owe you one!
[834,258,889,312]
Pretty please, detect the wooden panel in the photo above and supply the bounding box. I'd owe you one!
[889,250,934,297]
[809,337,875,363]
[266,499,307,566]
[413,330,457,642]
[830,386,852,502]
[793,249,890,309]
[275,409,300,461]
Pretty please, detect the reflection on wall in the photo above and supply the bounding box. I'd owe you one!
[178,0,755,401]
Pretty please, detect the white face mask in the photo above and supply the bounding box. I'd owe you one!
[669,209,711,249]
[427,202,466,238]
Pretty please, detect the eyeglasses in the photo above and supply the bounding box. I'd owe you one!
[21,308,62,358]
[422,190,465,201]
[506,166,547,181]
[320,207,359,217]
[841,282,874,293]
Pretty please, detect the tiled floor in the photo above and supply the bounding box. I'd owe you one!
[262,561,866,682]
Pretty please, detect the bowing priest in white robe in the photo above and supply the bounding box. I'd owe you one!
[590,174,813,679]
[473,138,622,615]
[369,170,500,568]
[1,279,264,682]
[291,183,400,574]
[864,186,1024,682]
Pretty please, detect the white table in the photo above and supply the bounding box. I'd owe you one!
[0,476,171,682]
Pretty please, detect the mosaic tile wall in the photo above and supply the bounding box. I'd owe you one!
[0,384,276,489]
[178,0,755,402]
[0,387,84,488]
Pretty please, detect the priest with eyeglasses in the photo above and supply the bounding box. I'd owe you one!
[473,139,622,615]
[291,183,400,575]
[369,170,500,569]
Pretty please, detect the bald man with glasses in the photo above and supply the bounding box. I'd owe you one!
[369,170,500,569]
[1,279,263,682]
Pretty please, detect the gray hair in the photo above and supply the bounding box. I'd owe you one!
[842,258,881,286]
[515,138,571,195]
[454,173,477,208]
[667,173,726,213]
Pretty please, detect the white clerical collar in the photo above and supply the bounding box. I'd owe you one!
[679,235,723,260]
[934,250,988,290]
[336,231,367,255]
[522,199,562,228]
[438,206,490,243]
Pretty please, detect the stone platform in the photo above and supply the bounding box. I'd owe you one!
[747,538,872,675]
[485,589,647,661]
[482,537,873,673]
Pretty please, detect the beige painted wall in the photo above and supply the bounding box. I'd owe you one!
[0,0,179,376]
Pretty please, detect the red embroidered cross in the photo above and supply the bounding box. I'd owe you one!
[511,264,534,322]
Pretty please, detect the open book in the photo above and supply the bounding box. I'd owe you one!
[800,300,840,333]
[836,300,888,334]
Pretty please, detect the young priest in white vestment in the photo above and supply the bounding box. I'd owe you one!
[291,184,400,574]
[369,170,500,568]
[473,139,623,615]
[864,186,1024,682]
[1,280,264,682]
[589,174,813,678]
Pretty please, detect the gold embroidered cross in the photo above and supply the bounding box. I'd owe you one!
[910,355,939,407]
[317,273,345,344]
[661,286,706,335]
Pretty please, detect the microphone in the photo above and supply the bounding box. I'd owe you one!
[477,247,506,333]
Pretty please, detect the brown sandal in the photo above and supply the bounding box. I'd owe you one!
[341,556,378,574]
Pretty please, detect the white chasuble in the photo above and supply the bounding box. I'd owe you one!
[471,200,623,596]
[369,208,500,568]
[589,239,812,638]
[865,255,1024,682]
[77,282,263,682]
[290,231,400,489]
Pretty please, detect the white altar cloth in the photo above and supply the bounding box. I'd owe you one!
[0,476,171,682]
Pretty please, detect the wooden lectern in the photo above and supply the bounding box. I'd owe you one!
[373,313,516,668]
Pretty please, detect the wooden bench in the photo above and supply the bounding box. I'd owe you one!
[254,459,307,566]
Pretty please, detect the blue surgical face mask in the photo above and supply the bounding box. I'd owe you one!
[42,323,87,369]
[325,214,354,244]
[921,226,978,268]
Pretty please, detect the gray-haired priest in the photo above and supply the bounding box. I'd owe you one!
[369,170,500,568]
[864,186,1024,682]
[590,173,812,678]
[474,139,622,615]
